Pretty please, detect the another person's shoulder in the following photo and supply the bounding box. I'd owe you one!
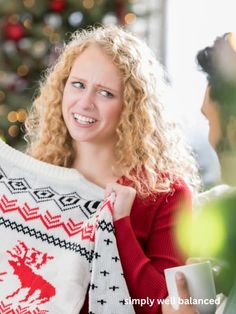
[195,184,234,209]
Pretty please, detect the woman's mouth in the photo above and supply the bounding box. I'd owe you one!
[73,113,97,125]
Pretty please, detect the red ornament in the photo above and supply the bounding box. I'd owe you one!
[49,0,66,12]
[4,20,25,41]
[115,0,126,25]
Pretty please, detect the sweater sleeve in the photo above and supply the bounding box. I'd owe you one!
[113,180,192,314]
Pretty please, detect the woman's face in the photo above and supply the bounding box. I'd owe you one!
[201,86,222,149]
[62,44,123,147]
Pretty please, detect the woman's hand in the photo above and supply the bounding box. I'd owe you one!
[105,183,136,221]
[162,272,199,314]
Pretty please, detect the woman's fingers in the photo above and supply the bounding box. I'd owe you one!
[105,183,136,221]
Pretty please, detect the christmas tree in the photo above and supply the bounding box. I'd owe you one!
[0,0,132,148]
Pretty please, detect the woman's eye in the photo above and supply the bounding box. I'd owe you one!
[99,90,114,98]
[72,81,85,89]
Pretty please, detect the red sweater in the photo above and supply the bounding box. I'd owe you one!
[80,179,192,313]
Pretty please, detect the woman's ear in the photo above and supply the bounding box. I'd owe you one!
[226,115,236,150]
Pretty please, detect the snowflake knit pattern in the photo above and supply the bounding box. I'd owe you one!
[0,140,135,314]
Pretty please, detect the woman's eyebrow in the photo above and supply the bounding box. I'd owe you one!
[96,84,118,93]
[70,76,119,93]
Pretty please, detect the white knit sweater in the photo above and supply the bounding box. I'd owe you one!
[0,140,134,314]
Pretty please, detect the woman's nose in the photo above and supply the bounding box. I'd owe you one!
[79,89,95,110]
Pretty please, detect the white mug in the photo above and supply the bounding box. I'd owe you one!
[164,262,217,314]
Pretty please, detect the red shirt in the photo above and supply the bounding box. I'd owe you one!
[80,178,191,313]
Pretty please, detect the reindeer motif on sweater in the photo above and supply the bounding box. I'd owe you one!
[6,241,55,305]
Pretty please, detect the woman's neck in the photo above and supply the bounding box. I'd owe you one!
[72,142,121,188]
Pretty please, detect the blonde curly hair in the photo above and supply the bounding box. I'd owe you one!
[25,24,200,197]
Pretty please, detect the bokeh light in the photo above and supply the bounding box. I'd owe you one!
[8,125,19,137]
[8,111,18,123]
[124,13,136,24]
[82,0,95,10]
[17,64,29,77]
[68,12,83,27]
[176,203,226,257]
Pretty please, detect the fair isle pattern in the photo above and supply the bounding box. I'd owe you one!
[0,167,100,216]
[0,140,135,314]
[0,216,94,259]
[0,194,98,240]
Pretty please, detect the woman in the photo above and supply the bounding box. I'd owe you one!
[1,25,199,313]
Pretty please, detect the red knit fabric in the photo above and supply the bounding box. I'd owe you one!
[80,179,191,314]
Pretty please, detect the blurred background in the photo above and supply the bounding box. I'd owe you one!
[0,0,235,189]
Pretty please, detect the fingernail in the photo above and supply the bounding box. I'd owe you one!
[175,272,184,280]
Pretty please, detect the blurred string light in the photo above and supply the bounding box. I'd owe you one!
[0,73,18,88]
[44,13,62,29]
[20,13,33,29]
[68,12,83,27]
[32,40,47,58]
[102,13,118,25]
[8,125,19,137]
[17,64,29,77]
[17,109,27,122]
[3,41,17,55]
[82,0,95,10]
[7,109,27,123]
[42,24,60,44]
[124,12,136,24]
[8,111,18,123]
[49,33,60,44]
[43,24,54,36]
[22,17,32,29]
[18,38,32,51]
